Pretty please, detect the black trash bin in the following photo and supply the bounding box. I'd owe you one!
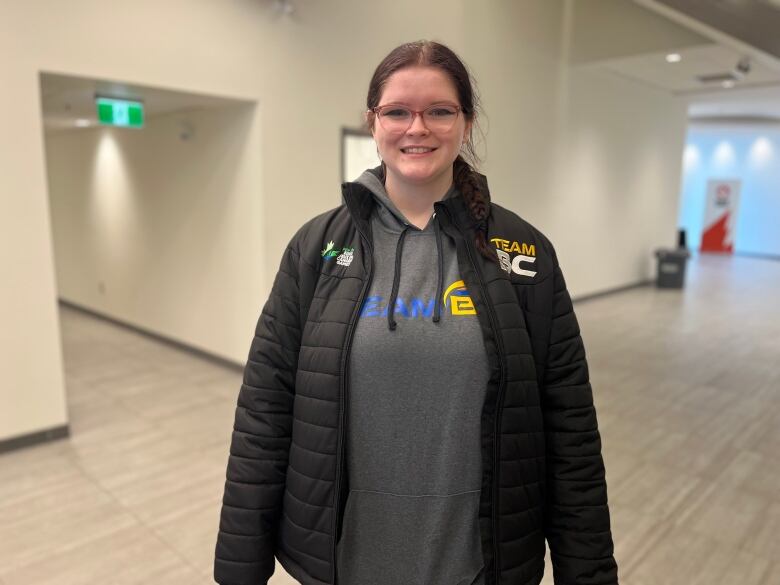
[655,248,690,289]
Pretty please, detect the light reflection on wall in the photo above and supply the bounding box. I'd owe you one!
[683,144,700,172]
[90,129,140,292]
[712,140,737,168]
[748,137,774,170]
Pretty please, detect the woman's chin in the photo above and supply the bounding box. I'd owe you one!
[390,164,447,186]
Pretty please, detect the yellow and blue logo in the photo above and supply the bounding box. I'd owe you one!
[442,280,476,316]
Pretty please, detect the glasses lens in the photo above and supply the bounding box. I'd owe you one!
[423,105,459,131]
[377,106,412,132]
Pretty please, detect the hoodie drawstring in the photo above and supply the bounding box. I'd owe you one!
[387,215,446,331]
[432,214,444,324]
[387,226,411,331]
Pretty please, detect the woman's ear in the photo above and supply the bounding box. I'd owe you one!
[463,118,473,144]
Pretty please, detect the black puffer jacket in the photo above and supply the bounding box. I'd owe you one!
[214,176,618,585]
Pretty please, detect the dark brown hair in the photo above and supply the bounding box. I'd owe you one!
[366,40,494,262]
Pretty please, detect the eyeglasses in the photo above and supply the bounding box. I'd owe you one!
[370,103,462,134]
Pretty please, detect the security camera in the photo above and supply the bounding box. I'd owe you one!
[735,57,751,76]
[179,121,194,141]
[274,0,295,15]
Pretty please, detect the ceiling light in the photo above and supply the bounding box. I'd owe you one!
[75,118,92,127]
[721,80,735,89]
[665,53,682,63]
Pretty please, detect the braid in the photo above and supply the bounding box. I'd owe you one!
[453,157,496,263]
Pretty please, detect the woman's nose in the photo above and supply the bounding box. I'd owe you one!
[406,112,430,134]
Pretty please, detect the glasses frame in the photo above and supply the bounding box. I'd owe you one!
[369,103,463,134]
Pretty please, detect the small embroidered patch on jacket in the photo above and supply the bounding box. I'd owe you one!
[321,241,354,266]
[336,247,354,267]
[321,241,338,259]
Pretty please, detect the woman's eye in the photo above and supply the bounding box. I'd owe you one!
[429,108,456,117]
[384,108,410,118]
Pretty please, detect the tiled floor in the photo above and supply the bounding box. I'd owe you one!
[1,254,778,584]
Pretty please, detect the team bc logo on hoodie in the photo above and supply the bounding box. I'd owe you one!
[491,238,537,278]
[360,279,476,320]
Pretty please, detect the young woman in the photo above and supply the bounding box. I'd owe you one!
[215,41,618,585]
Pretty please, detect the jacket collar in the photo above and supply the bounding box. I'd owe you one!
[341,167,491,235]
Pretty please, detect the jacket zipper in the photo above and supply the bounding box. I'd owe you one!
[331,220,374,585]
[442,205,508,585]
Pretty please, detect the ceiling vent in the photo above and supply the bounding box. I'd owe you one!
[697,72,740,84]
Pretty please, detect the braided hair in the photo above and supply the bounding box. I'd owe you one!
[366,40,496,263]
[453,156,494,261]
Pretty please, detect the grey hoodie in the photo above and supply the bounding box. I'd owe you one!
[335,169,489,585]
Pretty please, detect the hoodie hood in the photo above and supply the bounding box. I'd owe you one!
[355,168,408,232]
[355,166,457,234]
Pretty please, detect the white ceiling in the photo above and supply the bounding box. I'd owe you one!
[629,0,780,121]
[597,43,780,93]
[592,42,780,121]
[40,72,251,132]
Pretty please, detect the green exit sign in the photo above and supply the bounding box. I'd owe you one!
[96,97,144,128]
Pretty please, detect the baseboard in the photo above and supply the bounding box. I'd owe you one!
[734,251,780,262]
[572,279,654,304]
[0,425,70,455]
[58,299,243,371]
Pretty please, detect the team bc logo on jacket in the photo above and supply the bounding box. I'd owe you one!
[491,237,537,278]
[360,279,476,319]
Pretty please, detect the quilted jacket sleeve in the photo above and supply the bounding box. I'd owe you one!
[541,249,618,585]
[214,241,307,585]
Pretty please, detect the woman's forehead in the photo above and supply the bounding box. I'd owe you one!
[380,66,459,104]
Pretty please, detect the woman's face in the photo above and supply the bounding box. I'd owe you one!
[371,66,472,190]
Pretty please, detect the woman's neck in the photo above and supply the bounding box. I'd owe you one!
[385,168,454,229]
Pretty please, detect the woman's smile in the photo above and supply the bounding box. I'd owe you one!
[400,146,437,155]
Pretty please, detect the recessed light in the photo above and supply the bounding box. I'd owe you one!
[722,80,735,89]
[665,53,682,63]
[75,119,92,127]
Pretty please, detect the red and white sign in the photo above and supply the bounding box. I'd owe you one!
[701,179,741,253]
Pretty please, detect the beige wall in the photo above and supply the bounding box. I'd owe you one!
[1,0,695,442]
[462,1,566,219]
[550,64,688,294]
[545,0,698,294]
[0,61,69,442]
